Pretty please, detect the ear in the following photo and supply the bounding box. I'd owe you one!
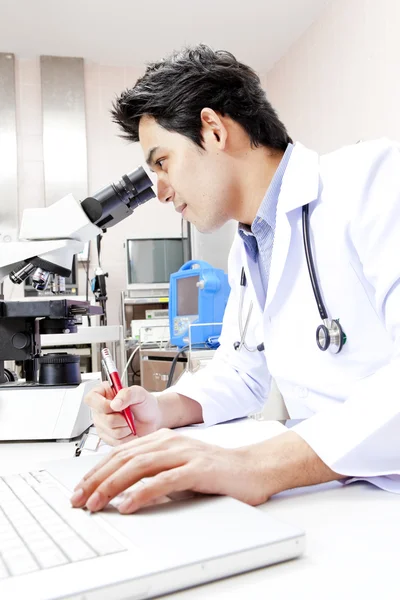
[200,108,227,150]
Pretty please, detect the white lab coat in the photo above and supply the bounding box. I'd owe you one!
[173,138,400,492]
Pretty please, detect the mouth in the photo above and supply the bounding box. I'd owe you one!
[175,203,187,215]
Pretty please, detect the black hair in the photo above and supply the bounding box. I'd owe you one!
[111,44,292,151]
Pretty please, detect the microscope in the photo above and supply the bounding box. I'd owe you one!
[0,167,155,441]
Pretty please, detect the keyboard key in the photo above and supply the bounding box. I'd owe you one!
[35,484,124,556]
[0,557,9,579]
[2,548,39,576]
[35,548,68,569]
[0,472,126,579]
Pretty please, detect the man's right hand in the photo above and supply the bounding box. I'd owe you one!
[84,383,162,446]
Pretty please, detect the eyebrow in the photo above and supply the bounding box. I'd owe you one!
[146,146,159,168]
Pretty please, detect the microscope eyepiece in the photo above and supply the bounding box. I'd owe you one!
[80,166,155,230]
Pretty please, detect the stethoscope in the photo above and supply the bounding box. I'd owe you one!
[234,203,347,354]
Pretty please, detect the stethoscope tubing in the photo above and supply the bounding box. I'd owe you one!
[236,203,345,354]
[301,204,328,321]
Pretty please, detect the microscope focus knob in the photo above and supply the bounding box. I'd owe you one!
[12,332,30,350]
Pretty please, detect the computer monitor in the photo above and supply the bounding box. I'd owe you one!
[126,238,189,290]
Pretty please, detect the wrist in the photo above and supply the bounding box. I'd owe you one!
[238,430,344,499]
[156,391,204,429]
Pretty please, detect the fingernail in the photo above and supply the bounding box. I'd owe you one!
[111,398,122,410]
[86,491,101,512]
[119,499,133,514]
[70,488,84,506]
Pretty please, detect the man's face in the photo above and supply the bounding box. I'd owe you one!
[139,116,236,233]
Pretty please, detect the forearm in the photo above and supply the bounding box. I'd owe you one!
[243,430,344,501]
[156,391,204,429]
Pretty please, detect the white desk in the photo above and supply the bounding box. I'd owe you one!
[159,481,398,600]
[0,438,397,599]
[0,438,79,474]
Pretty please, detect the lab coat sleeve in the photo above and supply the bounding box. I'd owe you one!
[169,241,271,426]
[292,142,400,488]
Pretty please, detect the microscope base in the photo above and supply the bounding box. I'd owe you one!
[0,379,99,441]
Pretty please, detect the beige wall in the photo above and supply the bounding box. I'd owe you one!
[11,58,182,323]
[265,0,400,153]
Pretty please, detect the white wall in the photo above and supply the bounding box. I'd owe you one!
[264,0,400,153]
[11,58,183,323]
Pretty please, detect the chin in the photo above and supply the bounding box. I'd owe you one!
[190,212,228,234]
[195,222,223,234]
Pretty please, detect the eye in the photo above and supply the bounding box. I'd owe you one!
[155,158,166,169]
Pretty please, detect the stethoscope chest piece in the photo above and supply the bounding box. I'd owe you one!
[316,319,346,354]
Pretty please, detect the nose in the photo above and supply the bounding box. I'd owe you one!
[157,177,174,204]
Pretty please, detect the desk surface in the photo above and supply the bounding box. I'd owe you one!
[0,437,397,600]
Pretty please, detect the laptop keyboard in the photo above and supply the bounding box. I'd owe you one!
[0,471,125,579]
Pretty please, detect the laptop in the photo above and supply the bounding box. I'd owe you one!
[0,447,304,599]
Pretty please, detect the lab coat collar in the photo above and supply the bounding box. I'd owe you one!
[278,142,320,213]
[239,142,321,315]
[266,142,320,312]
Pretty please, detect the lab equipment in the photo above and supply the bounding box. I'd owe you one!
[169,260,230,348]
[0,167,155,440]
[101,347,136,435]
[131,318,170,343]
[145,308,169,319]
[0,298,102,441]
[1,166,154,292]
[235,204,347,355]
[126,237,188,289]
[24,256,78,297]
[140,347,188,392]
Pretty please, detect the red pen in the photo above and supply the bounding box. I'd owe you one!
[101,347,136,436]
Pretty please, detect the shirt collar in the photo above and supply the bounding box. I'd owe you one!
[238,142,294,235]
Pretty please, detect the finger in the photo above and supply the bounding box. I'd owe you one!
[103,412,129,429]
[85,389,114,414]
[101,381,115,401]
[118,465,196,514]
[90,381,115,402]
[92,427,135,447]
[77,449,187,512]
[94,421,133,441]
[74,428,174,490]
[73,434,172,497]
[110,386,147,411]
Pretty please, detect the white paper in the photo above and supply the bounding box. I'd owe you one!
[81,418,287,456]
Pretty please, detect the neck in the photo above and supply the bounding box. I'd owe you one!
[234,147,285,226]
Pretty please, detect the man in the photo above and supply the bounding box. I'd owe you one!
[71,45,400,514]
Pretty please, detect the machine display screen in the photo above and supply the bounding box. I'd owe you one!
[177,275,199,316]
[127,238,185,285]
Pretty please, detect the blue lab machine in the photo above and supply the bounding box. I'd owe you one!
[169,260,230,348]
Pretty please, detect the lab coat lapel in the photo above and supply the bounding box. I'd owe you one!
[265,143,320,312]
